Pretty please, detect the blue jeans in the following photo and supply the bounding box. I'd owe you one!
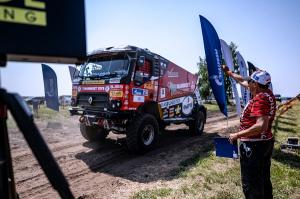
[240,139,274,199]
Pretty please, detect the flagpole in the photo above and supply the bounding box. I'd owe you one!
[227,116,228,128]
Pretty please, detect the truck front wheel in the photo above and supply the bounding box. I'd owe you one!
[80,123,109,142]
[126,113,159,154]
[189,111,205,135]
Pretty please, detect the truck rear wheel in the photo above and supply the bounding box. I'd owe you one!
[126,113,159,154]
[80,123,109,142]
[189,111,205,135]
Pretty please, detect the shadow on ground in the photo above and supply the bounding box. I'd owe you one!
[277,120,297,126]
[75,127,221,183]
[277,115,294,121]
[273,115,298,137]
[272,113,300,169]
[272,147,300,169]
[275,126,297,134]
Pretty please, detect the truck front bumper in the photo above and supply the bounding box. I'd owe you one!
[69,107,131,119]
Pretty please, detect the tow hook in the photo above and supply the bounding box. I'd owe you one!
[98,118,109,130]
[79,115,91,126]
[79,115,95,126]
[98,118,104,126]
[103,120,109,129]
[79,115,85,123]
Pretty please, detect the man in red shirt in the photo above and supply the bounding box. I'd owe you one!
[223,66,276,199]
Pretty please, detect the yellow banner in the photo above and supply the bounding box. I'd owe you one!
[82,80,105,85]
[0,5,46,26]
[110,91,123,98]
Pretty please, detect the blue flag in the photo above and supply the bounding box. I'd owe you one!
[42,64,59,111]
[68,66,80,82]
[200,15,227,117]
[247,61,258,76]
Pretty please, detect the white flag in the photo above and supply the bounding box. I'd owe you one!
[220,39,241,116]
[236,52,250,107]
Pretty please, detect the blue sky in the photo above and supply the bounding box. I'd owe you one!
[1,0,300,97]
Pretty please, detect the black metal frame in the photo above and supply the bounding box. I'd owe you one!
[0,88,74,199]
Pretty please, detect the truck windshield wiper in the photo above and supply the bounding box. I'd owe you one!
[89,73,118,79]
[78,75,86,80]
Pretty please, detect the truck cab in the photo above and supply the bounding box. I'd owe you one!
[70,45,206,153]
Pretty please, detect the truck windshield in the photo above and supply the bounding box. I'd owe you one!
[79,54,130,79]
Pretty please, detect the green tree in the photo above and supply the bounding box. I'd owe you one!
[197,56,211,100]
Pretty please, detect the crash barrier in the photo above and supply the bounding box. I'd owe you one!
[277,93,300,116]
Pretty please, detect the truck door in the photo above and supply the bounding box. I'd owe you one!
[132,55,162,103]
[134,57,152,85]
[132,57,155,104]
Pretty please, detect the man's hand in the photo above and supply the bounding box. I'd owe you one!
[229,132,239,144]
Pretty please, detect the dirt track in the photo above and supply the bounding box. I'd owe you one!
[8,111,239,199]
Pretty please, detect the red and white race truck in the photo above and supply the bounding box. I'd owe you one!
[70,46,206,153]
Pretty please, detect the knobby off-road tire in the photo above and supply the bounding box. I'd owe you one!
[126,113,159,154]
[80,123,109,142]
[189,111,205,135]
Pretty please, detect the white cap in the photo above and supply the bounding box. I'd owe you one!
[250,70,271,85]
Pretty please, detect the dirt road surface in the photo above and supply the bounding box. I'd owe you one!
[8,111,239,199]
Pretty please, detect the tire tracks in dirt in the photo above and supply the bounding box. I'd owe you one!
[12,112,239,198]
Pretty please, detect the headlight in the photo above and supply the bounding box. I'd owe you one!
[110,100,122,110]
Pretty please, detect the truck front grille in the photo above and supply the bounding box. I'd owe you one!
[77,93,109,110]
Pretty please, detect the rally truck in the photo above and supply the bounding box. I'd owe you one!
[70,45,206,153]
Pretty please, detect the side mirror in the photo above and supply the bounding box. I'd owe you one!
[137,56,145,67]
[134,71,144,86]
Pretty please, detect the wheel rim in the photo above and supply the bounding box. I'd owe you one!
[141,124,155,146]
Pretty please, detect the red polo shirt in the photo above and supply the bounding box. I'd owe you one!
[240,89,276,139]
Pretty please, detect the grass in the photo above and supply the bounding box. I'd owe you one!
[7,104,71,129]
[204,102,237,113]
[132,188,172,199]
[33,104,70,120]
[132,100,300,199]
[204,103,221,112]
[271,100,300,199]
